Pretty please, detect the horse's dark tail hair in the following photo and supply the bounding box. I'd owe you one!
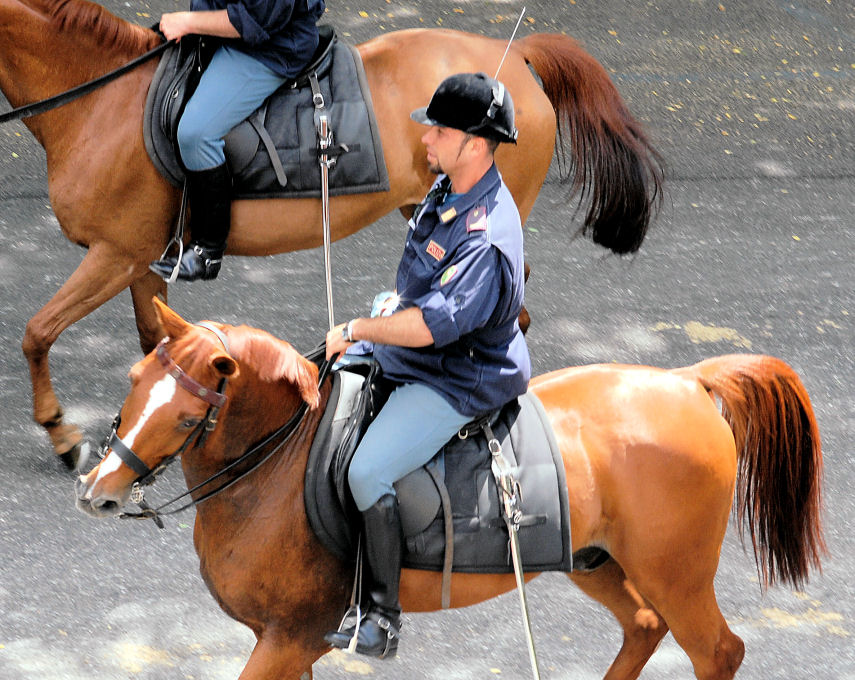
[679,354,827,590]
[517,33,664,254]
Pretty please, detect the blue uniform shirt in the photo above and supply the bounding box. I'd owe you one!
[373,164,531,417]
[190,0,325,78]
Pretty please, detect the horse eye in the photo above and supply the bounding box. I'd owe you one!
[180,417,201,430]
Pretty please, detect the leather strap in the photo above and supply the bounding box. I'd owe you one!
[0,40,171,125]
[156,340,227,407]
[425,458,454,609]
[106,429,152,478]
[249,114,288,187]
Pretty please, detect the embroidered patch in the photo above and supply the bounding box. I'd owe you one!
[466,206,487,232]
[426,240,446,260]
[440,265,459,286]
[440,206,458,222]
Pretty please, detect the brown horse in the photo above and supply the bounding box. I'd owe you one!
[0,0,663,467]
[76,299,825,680]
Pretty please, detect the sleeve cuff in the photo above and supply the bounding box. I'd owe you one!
[226,5,270,44]
[417,292,459,348]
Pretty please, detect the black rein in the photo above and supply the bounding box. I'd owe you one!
[0,38,171,125]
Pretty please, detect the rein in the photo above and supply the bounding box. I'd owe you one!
[0,38,171,125]
[107,336,331,529]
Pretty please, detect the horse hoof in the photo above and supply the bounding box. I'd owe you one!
[57,441,91,472]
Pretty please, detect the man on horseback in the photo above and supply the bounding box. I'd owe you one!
[149,0,326,282]
[323,72,531,659]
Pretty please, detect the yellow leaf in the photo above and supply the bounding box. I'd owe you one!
[792,235,801,241]
[453,8,464,13]
[358,10,368,17]
[608,29,618,36]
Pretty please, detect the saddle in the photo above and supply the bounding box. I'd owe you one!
[143,25,389,199]
[304,358,575,585]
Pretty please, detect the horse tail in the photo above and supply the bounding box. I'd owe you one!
[678,354,827,589]
[516,33,665,254]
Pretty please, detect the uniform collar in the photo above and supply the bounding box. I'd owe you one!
[428,164,502,224]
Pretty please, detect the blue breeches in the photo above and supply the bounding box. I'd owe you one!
[348,382,472,511]
[177,45,285,171]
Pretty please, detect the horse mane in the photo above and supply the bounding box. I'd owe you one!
[26,0,158,54]
[226,325,320,409]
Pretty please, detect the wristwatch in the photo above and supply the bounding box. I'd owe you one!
[341,319,356,343]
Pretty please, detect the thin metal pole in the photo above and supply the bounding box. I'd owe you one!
[318,113,335,331]
[494,6,527,79]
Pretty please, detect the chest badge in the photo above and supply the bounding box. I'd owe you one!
[466,205,487,232]
[426,240,446,260]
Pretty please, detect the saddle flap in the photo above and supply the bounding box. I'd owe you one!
[143,26,390,198]
[394,466,441,538]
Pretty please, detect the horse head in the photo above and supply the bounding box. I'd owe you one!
[75,297,320,519]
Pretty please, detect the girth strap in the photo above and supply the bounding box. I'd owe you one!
[424,458,454,609]
[249,115,288,187]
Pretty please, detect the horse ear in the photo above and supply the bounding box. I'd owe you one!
[210,353,239,379]
[152,296,191,339]
[279,349,320,410]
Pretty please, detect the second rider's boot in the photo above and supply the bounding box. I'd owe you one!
[150,163,232,282]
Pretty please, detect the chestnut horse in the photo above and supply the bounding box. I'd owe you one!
[0,0,663,467]
[76,299,826,680]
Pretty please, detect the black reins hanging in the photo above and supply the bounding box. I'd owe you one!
[0,39,172,126]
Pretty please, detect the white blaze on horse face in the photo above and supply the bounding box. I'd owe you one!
[93,374,177,485]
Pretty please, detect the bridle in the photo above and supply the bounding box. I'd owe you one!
[97,324,330,528]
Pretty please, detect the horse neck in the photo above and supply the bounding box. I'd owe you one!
[0,0,157,144]
[183,376,332,535]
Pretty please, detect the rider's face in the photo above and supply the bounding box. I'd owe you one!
[421,126,475,176]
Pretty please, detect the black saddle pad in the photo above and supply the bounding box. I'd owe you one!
[143,26,389,199]
[304,362,574,574]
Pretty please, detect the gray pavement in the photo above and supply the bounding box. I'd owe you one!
[0,1,853,678]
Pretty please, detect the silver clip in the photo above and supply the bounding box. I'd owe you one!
[130,483,145,505]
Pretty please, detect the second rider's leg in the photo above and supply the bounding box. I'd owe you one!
[150,45,285,282]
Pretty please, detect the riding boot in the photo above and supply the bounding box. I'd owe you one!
[150,163,232,282]
[325,494,403,659]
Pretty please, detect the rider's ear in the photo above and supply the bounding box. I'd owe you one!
[152,296,191,339]
[210,353,239,379]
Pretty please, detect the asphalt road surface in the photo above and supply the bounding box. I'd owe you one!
[0,1,853,679]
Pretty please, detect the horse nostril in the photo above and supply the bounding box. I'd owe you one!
[91,498,120,513]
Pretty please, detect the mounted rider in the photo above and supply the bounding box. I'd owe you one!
[323,71,531,659]
[150,0,326,282]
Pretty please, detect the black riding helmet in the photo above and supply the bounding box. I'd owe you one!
[410,72,518,144]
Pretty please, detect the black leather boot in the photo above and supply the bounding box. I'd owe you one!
[150,164,232,282]
[326,494,403,659]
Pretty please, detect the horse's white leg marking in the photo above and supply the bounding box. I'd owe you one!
[90,375,177,488]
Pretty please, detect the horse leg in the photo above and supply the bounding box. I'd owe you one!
[569,558,669,680]
[22,242,144,467]
[129,272,168,354]
[640,582,744,680]
[614,481,745,678]
[237,634,321,680]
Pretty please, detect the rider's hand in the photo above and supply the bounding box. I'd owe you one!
[159,12,195,41]
[326,322,354,361]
